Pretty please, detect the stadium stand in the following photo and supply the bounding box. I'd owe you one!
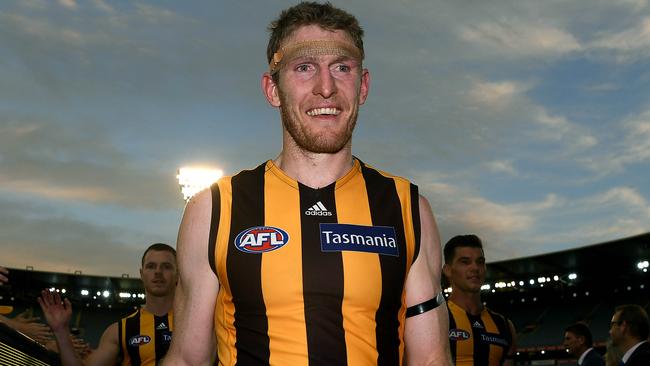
[1,232,648,364]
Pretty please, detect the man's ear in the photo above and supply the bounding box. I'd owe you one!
[262,72,281,107]
[358,68,370,106]
[442,263,451,279]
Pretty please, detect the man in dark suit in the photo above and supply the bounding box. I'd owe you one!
[609,304,650,366]
[564,322,605,366]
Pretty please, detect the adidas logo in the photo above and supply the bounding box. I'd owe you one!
[473,321,483,329]
[156,322,168,330]
[305,201,332,216]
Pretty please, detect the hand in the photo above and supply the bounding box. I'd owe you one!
[71,336,92,359]
[37,290,72,333]
[11,311,53,344]
[0,267,8,285]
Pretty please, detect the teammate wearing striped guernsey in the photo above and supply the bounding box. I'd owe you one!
[164,2,451,366]
[443,235,517,366]
[39,243,177,366]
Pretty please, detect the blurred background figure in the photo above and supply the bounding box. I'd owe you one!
[563,322,604,366]
[604,339,623,366]
[38,243,177,366]
[608,304,650,366]
[0,265,53,344]
[443,235,517,366]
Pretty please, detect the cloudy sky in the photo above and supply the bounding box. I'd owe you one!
[1,0,649,277]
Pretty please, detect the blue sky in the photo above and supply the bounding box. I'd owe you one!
[1,0,649,277]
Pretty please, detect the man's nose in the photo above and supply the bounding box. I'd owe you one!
[313,68,337,98]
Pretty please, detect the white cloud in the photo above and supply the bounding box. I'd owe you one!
[468,80,529,111]
[591,17,650,53]
[58,0,77,9]
[579,110,650,176]
[532,108,598,149]
[586,186,649,210]
[93,0,114,13]
[459,19,581,58]
[424,182,560,236]
[135,4,182,24]
[2,13,87,46]
[485,160,517,176]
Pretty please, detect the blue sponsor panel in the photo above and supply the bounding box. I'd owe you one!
[320,223,399,256]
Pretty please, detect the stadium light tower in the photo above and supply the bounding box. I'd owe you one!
[177,166,224,202]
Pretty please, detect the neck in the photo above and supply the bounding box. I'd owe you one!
[449,290,483,315]
[143,293,174,316]
[620,337,644,355]
[275,142,354,188]
[576,346,589,357]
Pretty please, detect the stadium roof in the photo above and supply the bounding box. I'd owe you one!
[486,232,650,283]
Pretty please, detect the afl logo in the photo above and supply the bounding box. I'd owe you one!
[235,226,289,253]
[449,329,471,340]
[128,335,151,346]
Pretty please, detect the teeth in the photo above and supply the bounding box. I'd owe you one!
[307,107,340,116]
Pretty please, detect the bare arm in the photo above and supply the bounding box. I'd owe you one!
[38,290,119,366]
[403,195,452,366]
[162,189,219,365]
[503,319,517,366]
[0,312,52,344]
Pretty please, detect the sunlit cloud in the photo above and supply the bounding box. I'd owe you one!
[591,17,650,54]
[58,0,77,9]
[533,108,598,149]
[485,160,517,176]
[468,80,530,111]
[459,19,581,57]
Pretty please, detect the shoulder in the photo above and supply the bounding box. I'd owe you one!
[632,341,650,356]
[101,322,119,343]
[357,159,414,185]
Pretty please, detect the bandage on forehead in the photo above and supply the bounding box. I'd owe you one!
[269,40,363,74]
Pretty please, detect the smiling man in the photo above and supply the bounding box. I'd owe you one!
[163,2,451,365]
[443,234,517,366]
[39,243,177,366]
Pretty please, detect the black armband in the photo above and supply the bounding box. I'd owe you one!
[406,292,445,318]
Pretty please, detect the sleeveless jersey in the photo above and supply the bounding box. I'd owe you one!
[447,300,512,366]
[117,308,173,366]
[208,159,421,366]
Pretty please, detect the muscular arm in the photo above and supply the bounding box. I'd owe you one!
[403,195,452,366]
[504,319,517,366]
[38,290,119,366]
[162,189,219,365]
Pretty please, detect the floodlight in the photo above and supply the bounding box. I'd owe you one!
[637,260,649,270]
[177,166,224,201]
[81,290,89,296]
[102,290,110,298]
[568,273,577,280]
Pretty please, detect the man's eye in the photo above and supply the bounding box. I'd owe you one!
[296,64,311,72]
[336,64,351,72]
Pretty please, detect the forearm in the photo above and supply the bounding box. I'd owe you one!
[51,327,84,366]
